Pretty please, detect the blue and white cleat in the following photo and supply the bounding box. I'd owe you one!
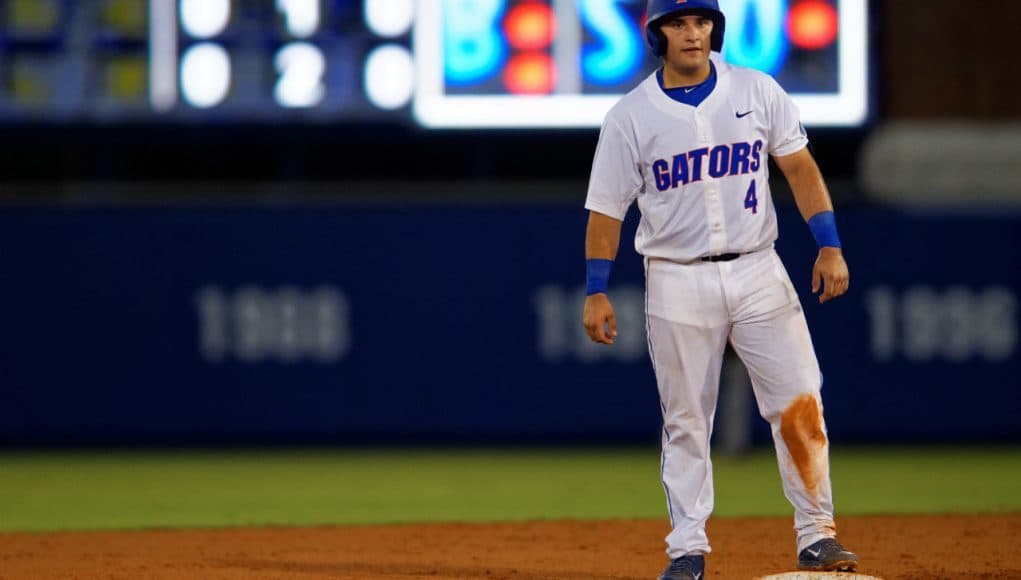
[659,554,705,580]
[797,537,860,572]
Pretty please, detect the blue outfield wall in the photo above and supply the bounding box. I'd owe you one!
[0,203,1018,445]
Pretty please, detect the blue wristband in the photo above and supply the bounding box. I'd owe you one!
[807,211,842,249]
[586,259,613,295]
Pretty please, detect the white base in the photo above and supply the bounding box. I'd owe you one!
[755,574,883,580]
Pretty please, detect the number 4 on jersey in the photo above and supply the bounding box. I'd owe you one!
[744,179,758,214]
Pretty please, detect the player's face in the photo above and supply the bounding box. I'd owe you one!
[659,14,714,75]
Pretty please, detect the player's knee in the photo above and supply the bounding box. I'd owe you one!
[780,394,826,445]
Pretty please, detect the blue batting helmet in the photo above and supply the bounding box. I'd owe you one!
[645,0,726,56]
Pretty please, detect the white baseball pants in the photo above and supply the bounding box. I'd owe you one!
[644,247,837,558]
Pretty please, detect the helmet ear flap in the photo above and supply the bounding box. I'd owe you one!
[651,28,667,56]
[711,18,725,52]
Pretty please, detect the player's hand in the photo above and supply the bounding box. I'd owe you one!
[583,293,618,345]
[812,247,849,304]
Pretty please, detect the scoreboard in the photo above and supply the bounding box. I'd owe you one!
[0,0,869,127]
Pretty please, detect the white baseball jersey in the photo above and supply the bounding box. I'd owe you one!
[585,54,808,262]
[585,54,840,560]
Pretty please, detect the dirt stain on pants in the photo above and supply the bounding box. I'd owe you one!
[780,394,828,498]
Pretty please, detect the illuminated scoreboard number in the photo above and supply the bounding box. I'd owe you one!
[149,0,333,114]
[413,0,868,128]
[174,0,325,111]
[362,0,416,111]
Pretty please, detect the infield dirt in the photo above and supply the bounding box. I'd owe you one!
[0,514,1017,579]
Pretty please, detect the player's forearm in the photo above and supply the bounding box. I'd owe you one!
[783,155,834,222]
[585,211,623,260]
[778,151,845,251]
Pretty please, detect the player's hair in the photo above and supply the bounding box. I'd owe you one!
[645,0,726,56]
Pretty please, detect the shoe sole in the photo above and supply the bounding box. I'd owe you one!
[797,560,859,572]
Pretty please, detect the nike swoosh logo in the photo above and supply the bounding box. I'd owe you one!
[806,548,821,557]
[684,87,697,93]
[736,110,753,118]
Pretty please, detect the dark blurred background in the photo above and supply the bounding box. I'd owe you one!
[0,0,1018,448]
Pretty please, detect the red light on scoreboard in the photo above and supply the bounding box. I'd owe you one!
[788,0,838,50]
[503,2,556,95]
[504,52,555,94]
[505,2,556,51]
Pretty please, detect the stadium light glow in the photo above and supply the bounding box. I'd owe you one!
[180,43,231,108]
[365,0,415,37]
[179,0,230,39]
[365,44,415,110]
[276,0,321,38]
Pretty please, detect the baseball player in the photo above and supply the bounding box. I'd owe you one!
[581,1,859,578]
